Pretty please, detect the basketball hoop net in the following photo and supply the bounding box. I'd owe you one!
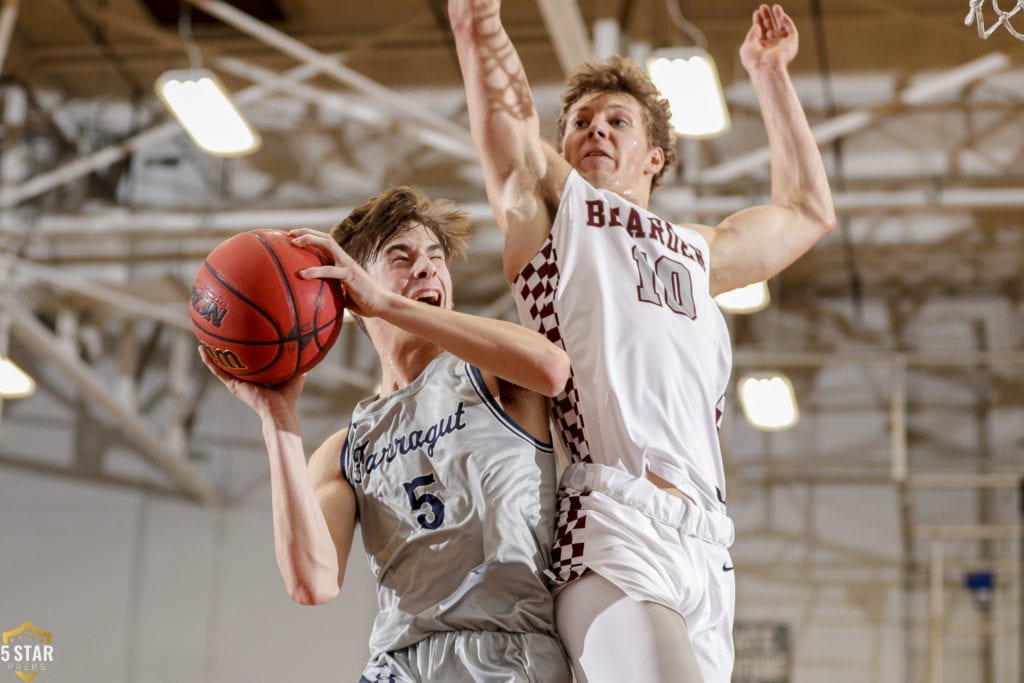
[966,0,1024,40]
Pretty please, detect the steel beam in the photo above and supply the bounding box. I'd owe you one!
[732,349,1024,368]
[185,0,475,159]
[12,182,1024,246]
[535,0,591,71]
[927,541,945,683]
[0,0,20,76]
[696,52,1011,185]
[0,59,328,209]
[0,294,218,504]
[65,1,476,162]
[4,257,191,330]
[917,525,1023,541]
[908,473,1024,489]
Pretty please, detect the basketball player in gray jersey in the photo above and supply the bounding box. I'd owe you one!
[201,186,572,682]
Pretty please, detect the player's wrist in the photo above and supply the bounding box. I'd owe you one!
[744,59,792,78]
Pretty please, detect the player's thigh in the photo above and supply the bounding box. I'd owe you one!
[555,572,704,683]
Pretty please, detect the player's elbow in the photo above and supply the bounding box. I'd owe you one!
[287,577,340,606]
[816,204,837,237]
[537,349,571,398]
[791,200,835,242]
[806,188,837,237]
[782,180,836,240]
[279,554,342,605]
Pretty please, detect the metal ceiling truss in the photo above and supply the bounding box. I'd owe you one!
[0,3,1017,678]
[690,52,1012,186]
[0,291,217,503]
[0,12,1019,649]
[0,0,19,77]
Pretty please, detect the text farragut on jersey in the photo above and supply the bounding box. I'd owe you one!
[348,401,468,484]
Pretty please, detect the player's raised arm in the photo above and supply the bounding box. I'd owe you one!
[448,0,571,281]
[199,353,356,605]
[291,227,570,398]
[706,3,836,295]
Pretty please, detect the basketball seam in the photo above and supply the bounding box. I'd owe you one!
[254,230,303,381]
[197,258,286,377]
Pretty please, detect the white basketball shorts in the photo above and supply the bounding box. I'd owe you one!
[549,462,737,681]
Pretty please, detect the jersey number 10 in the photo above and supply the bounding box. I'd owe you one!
[631,245,697,319]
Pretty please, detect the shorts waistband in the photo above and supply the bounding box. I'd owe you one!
[560,463,735,548]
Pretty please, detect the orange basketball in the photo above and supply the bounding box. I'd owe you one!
[190,229,345,385]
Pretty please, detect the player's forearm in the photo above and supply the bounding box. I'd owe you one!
[449,0,561,281]
[449,0,543,181]
[749,64,836,233]
[386,295,569,397]
[262,417,341,605]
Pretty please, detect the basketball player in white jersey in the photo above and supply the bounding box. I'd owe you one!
[202,186,573,682]
[449,3,835,681]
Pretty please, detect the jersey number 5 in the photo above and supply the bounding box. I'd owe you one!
[403,474,446,530]
[631,245,697,319]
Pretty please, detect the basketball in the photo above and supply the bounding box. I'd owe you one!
[190,228,346,385]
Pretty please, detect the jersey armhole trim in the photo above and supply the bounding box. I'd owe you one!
[464,364,554,453]
[511,170,578,286]
[339,423,353,481]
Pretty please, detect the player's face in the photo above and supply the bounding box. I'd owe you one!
[368,222,452,310]
[561,92,665,199]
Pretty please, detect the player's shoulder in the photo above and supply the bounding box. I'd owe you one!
[503,150,574,281]
[678,220,717,244]
[308,427,349,483]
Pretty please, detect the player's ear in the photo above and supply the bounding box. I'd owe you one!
[645,146,666,177]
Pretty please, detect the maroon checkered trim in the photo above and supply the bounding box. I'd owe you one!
[514,237,591,464]
[545,488,591,587]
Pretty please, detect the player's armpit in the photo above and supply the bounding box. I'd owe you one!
[495,378,555,445]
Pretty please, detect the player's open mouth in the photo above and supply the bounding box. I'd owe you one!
[415,292,442,306]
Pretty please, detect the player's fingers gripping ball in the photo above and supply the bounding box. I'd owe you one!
[190,228,346,385]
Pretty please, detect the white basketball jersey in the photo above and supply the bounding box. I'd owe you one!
[513,170,732,509]
[341,352,560,658]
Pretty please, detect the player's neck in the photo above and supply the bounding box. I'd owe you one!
[583,171,652,209]
[621,183,652,209]
[376,340,442,396]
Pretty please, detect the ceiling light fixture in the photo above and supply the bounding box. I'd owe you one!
[647,47,731,139]
[0,355,35,399]
[738,373,799,431]
[155,3,260,158]
[645,1,731,139]
[715,280,771,314]
[156,68,261,157]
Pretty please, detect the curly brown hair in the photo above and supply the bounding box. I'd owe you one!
[330,186,472,268]
[556,55,677,191]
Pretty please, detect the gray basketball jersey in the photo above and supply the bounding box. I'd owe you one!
[341,352,561,659]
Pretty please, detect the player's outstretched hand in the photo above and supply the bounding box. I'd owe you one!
[288,228,393,320]
[198,346,305,416]
[740,4,798,71]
